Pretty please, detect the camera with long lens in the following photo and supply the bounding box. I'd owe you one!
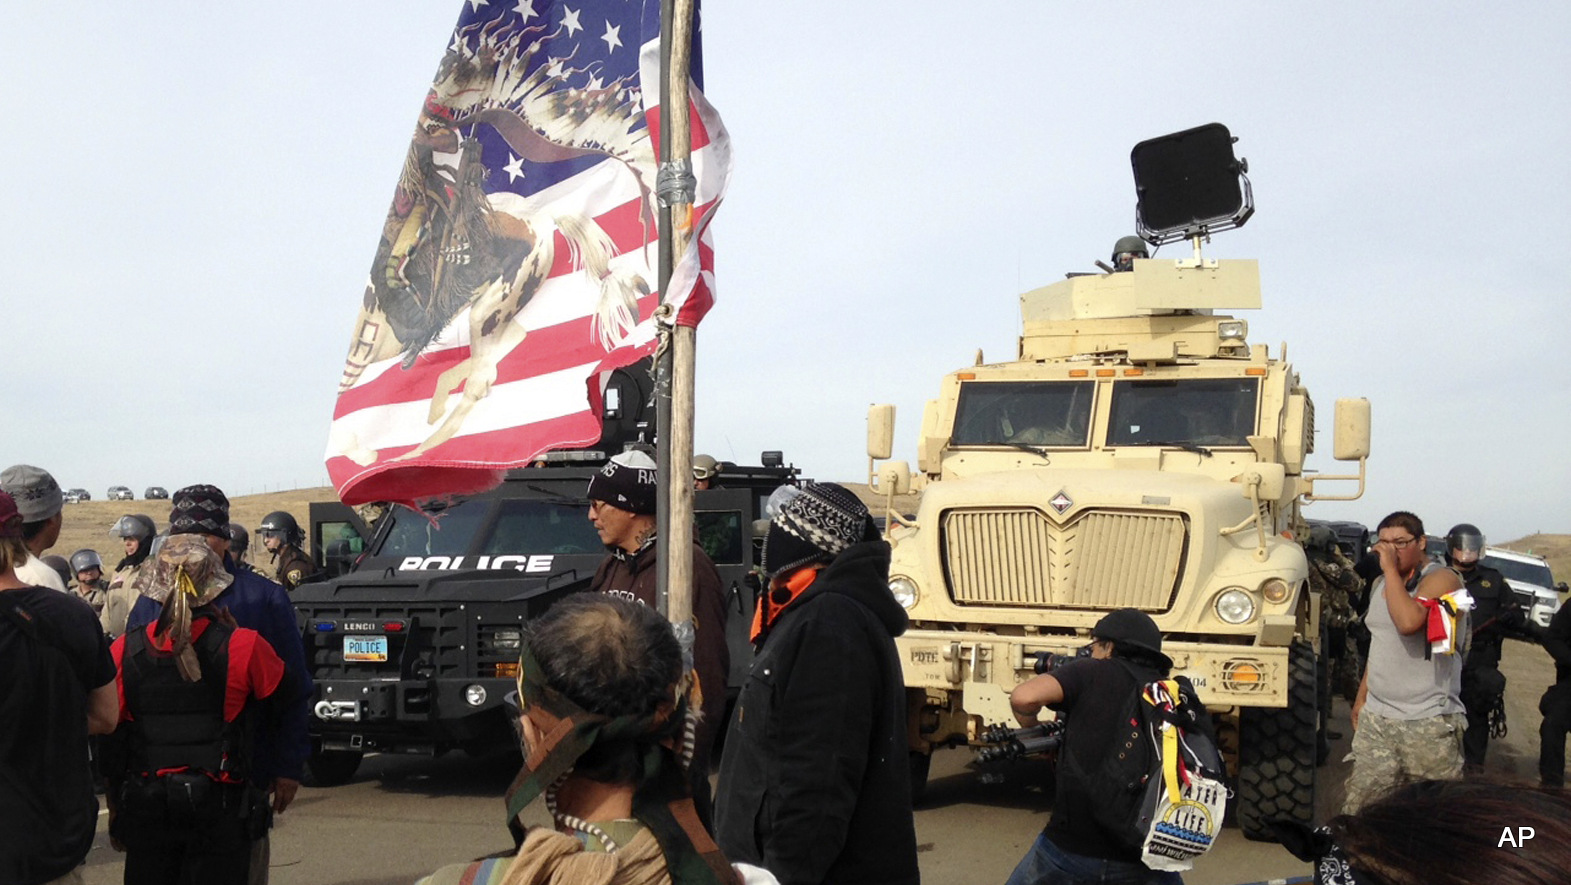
[1032,642,1093,674]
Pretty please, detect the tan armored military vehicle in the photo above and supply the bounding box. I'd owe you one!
[865,125,1370,839]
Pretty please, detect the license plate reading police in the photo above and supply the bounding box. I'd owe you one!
[344,635,388,662]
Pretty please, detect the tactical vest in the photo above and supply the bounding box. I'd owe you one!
[121,618,252,781]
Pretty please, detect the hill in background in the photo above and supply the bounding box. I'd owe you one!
[52,487,332,574]
[50,485,1569,592]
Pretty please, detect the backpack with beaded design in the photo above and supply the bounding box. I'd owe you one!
[1063,663,1227,871]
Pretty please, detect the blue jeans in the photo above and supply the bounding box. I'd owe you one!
[1004,833,1184,885]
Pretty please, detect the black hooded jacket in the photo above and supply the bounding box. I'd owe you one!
[714,540,919,885]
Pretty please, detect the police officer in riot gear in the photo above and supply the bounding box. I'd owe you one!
[70,548,109,613]
[1306,525,1364,765]
[101,514,157,637]
[226,523,258,573]
[257,511,317,592]
[693,453,720,490]
[1448,523,1527,771]
[1111,235,1149,272]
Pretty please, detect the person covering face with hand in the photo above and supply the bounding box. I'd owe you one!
[1343,512,1466,814]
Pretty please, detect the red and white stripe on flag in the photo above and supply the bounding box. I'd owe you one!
[323,0,730,507]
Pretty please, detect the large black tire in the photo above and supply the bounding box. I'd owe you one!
[1236,639,1317,841]
[306,748,364,787]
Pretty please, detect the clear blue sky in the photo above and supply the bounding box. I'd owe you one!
[3,2,1566,542]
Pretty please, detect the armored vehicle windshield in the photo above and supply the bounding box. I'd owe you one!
[951,381,1094,448]
[377,497,603,559]
[1107,378,1259,447]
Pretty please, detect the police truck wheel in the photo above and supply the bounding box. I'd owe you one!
[307,749,364,786]
[1236,639,1317,841]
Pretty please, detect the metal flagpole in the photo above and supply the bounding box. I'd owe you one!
[655,0,698,629]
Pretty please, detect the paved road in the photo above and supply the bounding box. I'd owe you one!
[79,639,1557,885]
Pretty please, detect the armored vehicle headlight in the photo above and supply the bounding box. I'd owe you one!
[889,576,919,610]
[1215,588,1256,624]
[1261,577,1291,604]
[489,628,522,652]
[1217,320,1248,341]
[464,684,488,707]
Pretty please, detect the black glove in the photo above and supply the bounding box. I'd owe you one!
[1499,605,1528,631]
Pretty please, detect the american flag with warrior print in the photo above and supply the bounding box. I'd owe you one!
[324,0,729,507]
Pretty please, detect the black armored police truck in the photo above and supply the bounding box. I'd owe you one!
[293,364,801,785]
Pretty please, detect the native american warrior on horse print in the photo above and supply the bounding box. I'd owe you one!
[333,13,659,467]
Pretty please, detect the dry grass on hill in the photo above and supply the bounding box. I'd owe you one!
[51,487,333,571]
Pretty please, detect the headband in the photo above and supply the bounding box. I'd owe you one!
[501,645,738,885]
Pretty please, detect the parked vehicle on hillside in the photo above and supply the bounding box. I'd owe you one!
[108,485,134,501]
[64,488,91,503]
[144,486,169,500]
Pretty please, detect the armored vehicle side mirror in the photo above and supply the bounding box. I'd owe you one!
[868,404,896,461]
[1333,398,1371,461]
[876,461,912,497]
[1302,398,1371,503]
[1240,463,1286,501]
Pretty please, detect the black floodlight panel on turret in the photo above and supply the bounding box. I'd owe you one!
[1131,122,1254,245]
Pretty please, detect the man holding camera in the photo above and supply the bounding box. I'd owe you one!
[1005,609,1186,885]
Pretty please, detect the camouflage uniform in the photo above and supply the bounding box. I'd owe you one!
[1342,711,1465,813]
[1307,543,1365,700]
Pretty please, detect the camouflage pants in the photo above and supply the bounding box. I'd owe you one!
[1342,711,1464,814]
[1330,632,1365,702]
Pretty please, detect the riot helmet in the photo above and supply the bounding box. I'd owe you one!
[227,523,250,558]
[70,548,103,575]
[1305,525,1337,553]
[41,555,72,588]
[1445,523,1485,566]
[259,511,304,547]
[109,513,157,541]
[1111,235,1149,272]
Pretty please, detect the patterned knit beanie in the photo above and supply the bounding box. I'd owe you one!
[169,485,231,538]
[761,482,873,579]
[586,450,658,515]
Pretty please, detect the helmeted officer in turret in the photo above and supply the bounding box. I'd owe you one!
[257,511,316,592]
[1111,235,1149,272]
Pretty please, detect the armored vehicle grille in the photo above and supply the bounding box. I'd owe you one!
[301,604,466,682]
[941,508,1187,611]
